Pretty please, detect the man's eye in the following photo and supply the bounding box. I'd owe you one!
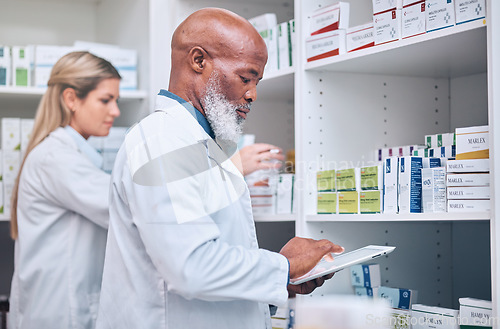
[240,76,250,83]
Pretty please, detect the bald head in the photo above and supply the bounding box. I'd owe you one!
[168,7,268,114]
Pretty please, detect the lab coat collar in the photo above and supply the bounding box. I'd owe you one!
[63,126,104,169]
[157,89,215,139]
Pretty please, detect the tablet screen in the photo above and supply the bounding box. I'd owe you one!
[289,245,395,285]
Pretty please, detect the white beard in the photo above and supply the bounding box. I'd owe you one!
[201,73,248,143]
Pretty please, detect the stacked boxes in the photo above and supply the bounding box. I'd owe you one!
[372,0,401,45]
[379,286,418,309]
[351,263,381,296]
[305,2,349,62]
[346,22,375,52]
[337,168,360,214]
[0,46,11,87]
[12,46,32,87]
[271,299,295,329]
[360,164,383,213]
[398,156,423,213]
[1,117,34,215]
[249,13,295,74]
[411,304,459,329]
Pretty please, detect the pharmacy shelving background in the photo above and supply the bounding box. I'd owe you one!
[1,0,500,321]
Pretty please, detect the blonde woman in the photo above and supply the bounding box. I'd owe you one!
[8,51,121,329]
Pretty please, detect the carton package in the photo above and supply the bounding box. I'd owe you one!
[360,164,383,190]
[34,45,75,88]
[350,264,381,287]
[249,185,276,215]
[276,173,294,214]
[374,9,402,45]
[446,173,489,187]
[458,298,492,328]
[278,21,292,70]
[0,46,11,86]
[309,2,350,35]
[317,169,336,192]
[317,192,337,214]
[402,1,426,39]
[305,29,346,62]
[12,46,32,87]
[378,286,418,309]
[447,186,490,199]
[426,0,456,32]
[355,286,379,297]
[455,0,486,25]
[373,0,403,15]
[389,309,411,329]
[398,156,423,213]
[411,304,459,329]
[336,168,360,191]
[20,118,35,154]
[360,190,383,214]
[267,25,279,72]
[248,13,278,33]
[338,191,359,214]
[422,167,446,213]
[447,199,490,212]
[383,157,399,214]
[346,22,375,52]
[455,125,489,160]
[447,159,489,173]
[2,117,21,151]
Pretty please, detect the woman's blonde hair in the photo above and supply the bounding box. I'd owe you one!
[10,51,121,239]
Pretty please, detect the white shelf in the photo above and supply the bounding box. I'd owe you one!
[0,215,9,221]
[307,212,490,222]
[258,67,295,100]
[305,19,487,78]
[254,214,296,222]
[0,87,148,101]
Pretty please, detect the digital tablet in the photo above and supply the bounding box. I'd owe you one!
[289,245,396,285]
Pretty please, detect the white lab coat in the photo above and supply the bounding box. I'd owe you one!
[9,127,110,329]
[96,92,289,329]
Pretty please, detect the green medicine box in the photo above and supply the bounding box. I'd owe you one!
[317,192,337,214]
[317,169,336,192]
[359,190,382,214]
[336,168,359,191]
[360,165,383,190]
[338,191,358,214]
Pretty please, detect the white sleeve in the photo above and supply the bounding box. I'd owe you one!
[123,138,289,306]
[38,148,110,228]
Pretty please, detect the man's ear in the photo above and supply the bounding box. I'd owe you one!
[189,46,210,73]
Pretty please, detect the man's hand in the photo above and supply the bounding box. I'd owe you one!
[279,237,344,295]
[234,143,285,176]
[287,273,335,297]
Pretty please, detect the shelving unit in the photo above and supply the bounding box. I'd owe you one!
[1,0,499,323]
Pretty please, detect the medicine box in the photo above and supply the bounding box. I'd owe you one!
[423,157,441,168]
[438,133,455,147]
[12,46,32,87]
[360,190,383,214]
[402,1,426,39]
[309,2,350,36]
[411,304,459,329]
[447,159,489,173]
[20,118,35,154]
[276,173,294,214]
[426,0,456,32]
[248,13,278,33]
[455,0,486,25]
[426,134,438,148]
[373,0,402,15]
[0,46,11,86]
[422,167,446,213]
[346,22,375,52]
[455,125,489,160]
[305,29,346,62]
[447,186,490,199]
[338,191,359,214]
[355,286,379,297]
[336,168,360,191]
[289,19,296,67]
[389,309,411,329]
[34,45,75,88]
[2,118,21,152]
[447,199,490,212]
[267,25,279,73]
[398,156,423,213]
[383,156,399,214]
[433,146,456,159]
[249,186,276,215]
[446,173,489,187]
[360,165,383,190]
[317,169,336,192]
[350,264,381,287]
[458,298,492,328]
[2,151,21,184]
[378,286,418,309]
[374,9,402,45]
[0,181,3,214]
[271,317,289,329]
[278,21,292,70]
[317,192,337,214]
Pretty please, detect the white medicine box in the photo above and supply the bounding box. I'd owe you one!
[402,1,426,39]
[411,304,459,329]
[458,298,492,328]
[0,46,11,86]
[350,264,381,288]
[455,0,485,25]
[305,29,346,62]
[309,2,350,36]
[426,0,456,32]
[374,9,401,45]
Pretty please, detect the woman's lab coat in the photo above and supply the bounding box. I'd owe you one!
[9,127,110,329]
[96,92,289,329]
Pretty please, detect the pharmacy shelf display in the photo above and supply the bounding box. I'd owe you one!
[296,0,497,312]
